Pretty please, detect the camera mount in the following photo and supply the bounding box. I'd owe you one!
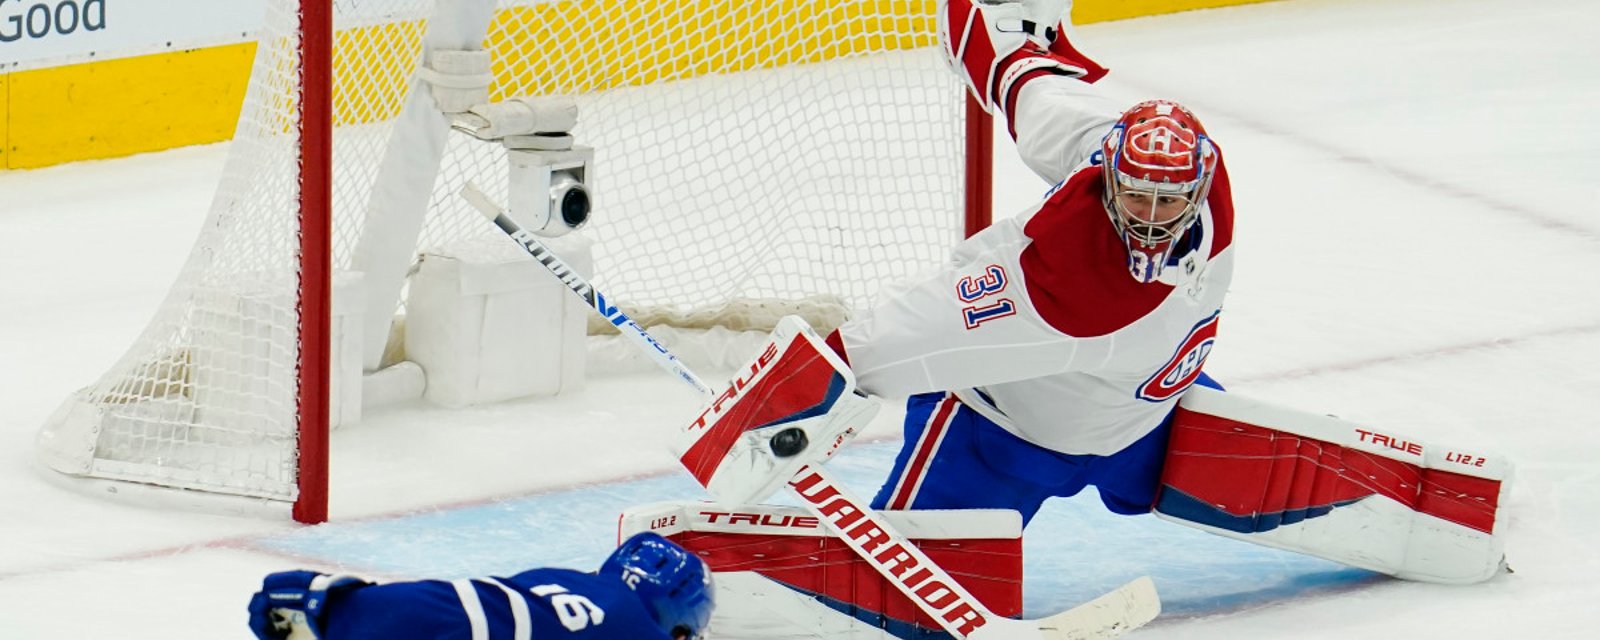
[452,96,593,237]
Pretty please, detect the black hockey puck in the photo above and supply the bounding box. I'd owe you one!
[769,427,809,458]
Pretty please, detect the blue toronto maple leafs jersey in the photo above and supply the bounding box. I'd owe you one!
[320,567,672,640]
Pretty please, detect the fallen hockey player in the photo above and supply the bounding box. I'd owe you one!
[246,531,714,640]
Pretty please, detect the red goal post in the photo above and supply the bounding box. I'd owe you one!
[36,0,991,524]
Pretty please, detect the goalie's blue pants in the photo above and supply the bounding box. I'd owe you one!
[870,373,1222,526]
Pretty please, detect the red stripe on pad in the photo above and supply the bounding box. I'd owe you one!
[673,529,1022,627]
[1165,409,1501,534]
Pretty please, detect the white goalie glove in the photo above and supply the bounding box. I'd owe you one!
[673,316,879,505]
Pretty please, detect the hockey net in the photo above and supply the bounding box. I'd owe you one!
[36,0,980,521]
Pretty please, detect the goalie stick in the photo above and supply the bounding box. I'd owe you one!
[464,182,1159,639]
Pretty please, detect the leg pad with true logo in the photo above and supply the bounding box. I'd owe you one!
[1156,386,1511,584]
[620,502,1022,639]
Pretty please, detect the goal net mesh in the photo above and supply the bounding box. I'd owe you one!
[36,0,966,502]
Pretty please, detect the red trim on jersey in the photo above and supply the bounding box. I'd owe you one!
[887,394,961,509]
[1002,65,1061,140]
[995,36,1111,139]
[1019,157,1235,337]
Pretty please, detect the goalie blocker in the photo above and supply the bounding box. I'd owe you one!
[1156,386,1511,584]
[673,316,878,505]
[620,502,1023,639]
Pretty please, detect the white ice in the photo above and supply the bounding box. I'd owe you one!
[3,0,1599,637]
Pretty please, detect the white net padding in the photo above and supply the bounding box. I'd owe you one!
[37,0,968,504]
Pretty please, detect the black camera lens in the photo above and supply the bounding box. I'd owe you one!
[560,187,590,227]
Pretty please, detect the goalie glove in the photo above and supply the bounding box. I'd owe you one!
[941,0,1108,115]
[247,571,370,640]
[674,316,879,505]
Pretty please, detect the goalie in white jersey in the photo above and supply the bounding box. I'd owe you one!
[673,10,1505,629]
[643,7,1503,634]
[825,0,1235,525]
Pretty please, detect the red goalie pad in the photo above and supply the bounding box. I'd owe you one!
[1155,386,1511,584]
[619,503,1022,639]
[1160,411,1502,535]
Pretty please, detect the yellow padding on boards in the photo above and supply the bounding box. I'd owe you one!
[0,0,1278,169]
[487,0,935,95]
[331,1,937,125]
[4,43,255,169]
[1075,0,1279,24]
[2,74,10,168]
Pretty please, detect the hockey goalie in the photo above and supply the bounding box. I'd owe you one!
[639,0,1511,637]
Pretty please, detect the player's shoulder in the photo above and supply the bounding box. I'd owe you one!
[501,567,631,603]
[497,568,672,638]
[503,566,592,585]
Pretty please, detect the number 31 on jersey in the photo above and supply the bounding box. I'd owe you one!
[956,264,1016,329]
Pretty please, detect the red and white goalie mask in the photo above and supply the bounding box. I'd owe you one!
[1100,100,1218,283]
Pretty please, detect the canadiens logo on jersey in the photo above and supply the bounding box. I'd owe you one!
[1137,311,1220,402]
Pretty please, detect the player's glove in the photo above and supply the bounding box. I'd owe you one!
[247,570,370,640]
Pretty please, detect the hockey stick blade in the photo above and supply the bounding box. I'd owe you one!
[985,576,1159,640]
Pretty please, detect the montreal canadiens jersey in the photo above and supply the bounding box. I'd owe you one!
[320,568,673,640]
[834,75,1236,456]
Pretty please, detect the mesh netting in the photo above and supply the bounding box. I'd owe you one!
[37,0,966,501]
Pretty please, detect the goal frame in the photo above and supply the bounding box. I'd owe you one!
[43,1,996,526]
[295,0,334,525]
[286,35,994,524]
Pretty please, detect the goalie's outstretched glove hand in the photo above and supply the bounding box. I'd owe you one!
[247,570,370,640]
[941,0,1105,113]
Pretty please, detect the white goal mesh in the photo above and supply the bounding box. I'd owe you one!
[36,0,970,511]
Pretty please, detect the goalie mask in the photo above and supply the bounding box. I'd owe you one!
[1100,100,1218,283]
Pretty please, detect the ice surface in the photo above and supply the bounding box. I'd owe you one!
[3,0,1598,637]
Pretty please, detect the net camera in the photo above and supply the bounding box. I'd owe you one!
[451,96,594,237]
[508,144,593,238]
